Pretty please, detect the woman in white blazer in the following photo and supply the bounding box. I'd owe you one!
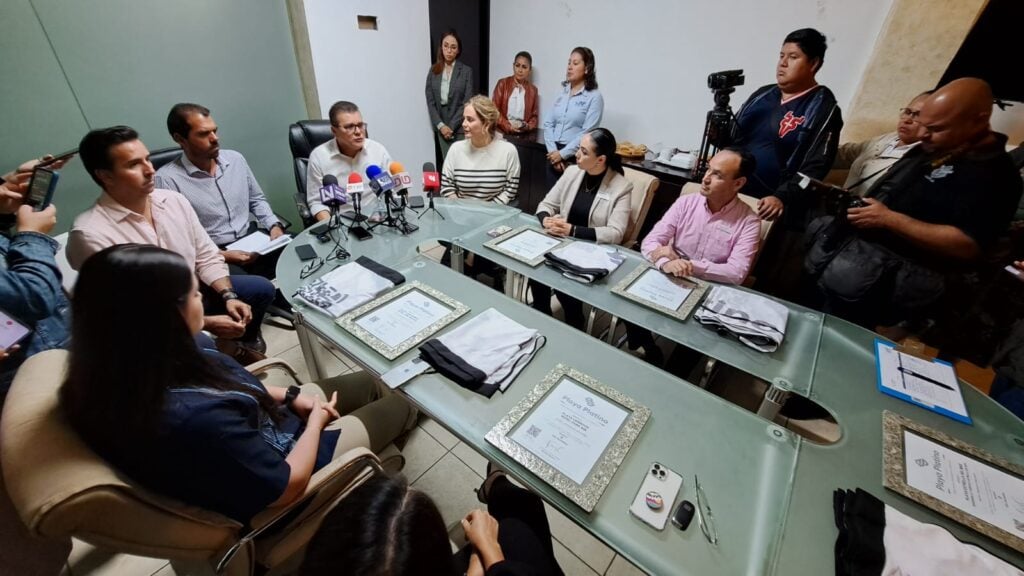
[530,127,632,329]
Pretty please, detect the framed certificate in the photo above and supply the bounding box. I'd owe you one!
[611,264,709,321]
[337,282,469,360]
[882,411,1024,552]
[486,364,651,512]
[483,225,568,267]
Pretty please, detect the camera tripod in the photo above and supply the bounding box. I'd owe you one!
[695,87,737,180]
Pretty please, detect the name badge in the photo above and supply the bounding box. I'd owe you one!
[596,191,610,201]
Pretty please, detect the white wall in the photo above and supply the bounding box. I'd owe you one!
[304,0,434,172]
[490,0,895,153]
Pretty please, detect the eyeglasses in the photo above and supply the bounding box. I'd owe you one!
[694,475,718,546]
[300,257,325,279]
[898,108,920,120]
[333,122,367,134]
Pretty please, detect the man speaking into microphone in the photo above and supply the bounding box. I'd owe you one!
[306,101,393,222]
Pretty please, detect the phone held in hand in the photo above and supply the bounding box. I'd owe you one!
[37,148,78,168]
[0,308,32,350]
[26,167,59,211]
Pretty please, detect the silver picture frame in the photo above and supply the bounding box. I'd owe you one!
[336,281,469,361]
[485,364,651,512]
[610,264,710,321]
[881,411,1024,552]
[482,225,569,267]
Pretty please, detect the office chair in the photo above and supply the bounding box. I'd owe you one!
[1,350,384,576]
[287,120,334,228]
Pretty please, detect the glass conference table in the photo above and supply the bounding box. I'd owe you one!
[277,199,1024,573]
[451,210,824,415]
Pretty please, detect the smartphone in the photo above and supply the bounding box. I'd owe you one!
[26,167,59,211]
[628,462,683,531]
[408,195,425,209]
[307,222,332,243]
[351,226,373,241]
[0,308,32,349]
[37,148,78,168]
[294,243,318,261]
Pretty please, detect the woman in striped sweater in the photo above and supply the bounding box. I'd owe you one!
[440,96,521,286]
[441,95,521,205]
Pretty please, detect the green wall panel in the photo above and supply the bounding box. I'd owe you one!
[2,0,308,233]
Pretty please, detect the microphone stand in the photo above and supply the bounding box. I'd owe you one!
[370,189,419,234]
[344,193,371,238]
[417,188,445,220]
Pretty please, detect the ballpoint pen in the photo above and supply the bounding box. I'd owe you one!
[897,366,955,391]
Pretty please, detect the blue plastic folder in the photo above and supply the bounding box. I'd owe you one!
[874,339,972,425]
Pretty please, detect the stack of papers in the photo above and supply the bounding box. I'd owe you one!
[693,286,789,352]
[225,231,292,255]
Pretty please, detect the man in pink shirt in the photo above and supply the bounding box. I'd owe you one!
[67,126,274,353]
[627,148,761,365]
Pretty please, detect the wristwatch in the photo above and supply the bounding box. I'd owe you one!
[219,289,239,302]
[284,385,301,409]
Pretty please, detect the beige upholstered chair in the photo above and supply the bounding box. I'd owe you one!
[620,167,660,248]
[736,193,775,286]
[1,350,382,576]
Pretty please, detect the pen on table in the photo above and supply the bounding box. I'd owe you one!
[896,366,955,391]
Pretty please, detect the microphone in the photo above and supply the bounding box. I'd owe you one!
[319,174,347,207]
[389,161,412,198]
[422,162,440,196]
[347,173,367,221]
[365,164,396,197]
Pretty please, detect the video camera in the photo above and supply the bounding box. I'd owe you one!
[707,69,745,91]
[696,70,746,177]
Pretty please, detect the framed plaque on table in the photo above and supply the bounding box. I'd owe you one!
[882,411,1024,552]
[486,364,651,512]
[337,281,469,361]
[611,264,709,321]
[483,225,569,267]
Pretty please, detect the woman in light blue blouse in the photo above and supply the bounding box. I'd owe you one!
[542,47,604,186]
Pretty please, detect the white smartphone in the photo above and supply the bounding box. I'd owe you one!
[0,308,32,349]
[628,462,683,531]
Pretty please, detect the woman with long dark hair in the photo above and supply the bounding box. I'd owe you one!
[425,29,474,162]
[542,47,604,186]
[530,127,633,329]
[60,244,413,523]
[301,471,563,576]
[492,51,539,134]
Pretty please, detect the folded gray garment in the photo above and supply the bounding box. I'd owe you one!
[419,308,545,398]
[693,286,788,352]
[295,256,404,318]
[833,488,1021,576]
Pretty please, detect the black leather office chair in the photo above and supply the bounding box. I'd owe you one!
[149,146,183,171]
[288,120,334,228]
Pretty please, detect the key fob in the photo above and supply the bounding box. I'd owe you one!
[672,500,695,531]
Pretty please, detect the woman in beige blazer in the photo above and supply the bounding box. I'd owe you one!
[530,127,632,329]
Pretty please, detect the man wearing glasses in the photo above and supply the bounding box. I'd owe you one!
[832,91,932,194]
[305,101,392,222]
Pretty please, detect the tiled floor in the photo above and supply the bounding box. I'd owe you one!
[56,310,647,576]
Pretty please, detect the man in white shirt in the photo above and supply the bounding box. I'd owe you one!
[305,101,392,222]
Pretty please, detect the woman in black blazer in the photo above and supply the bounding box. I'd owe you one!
[425,29,474,162]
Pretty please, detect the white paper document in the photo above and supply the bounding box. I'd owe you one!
[903,430,1024,537]
[510,378,630,484]
[498,229,560,260]
[225,231,292,255]
[626,269,693,311]
[876,342,969,423]
[355,290,451,349]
